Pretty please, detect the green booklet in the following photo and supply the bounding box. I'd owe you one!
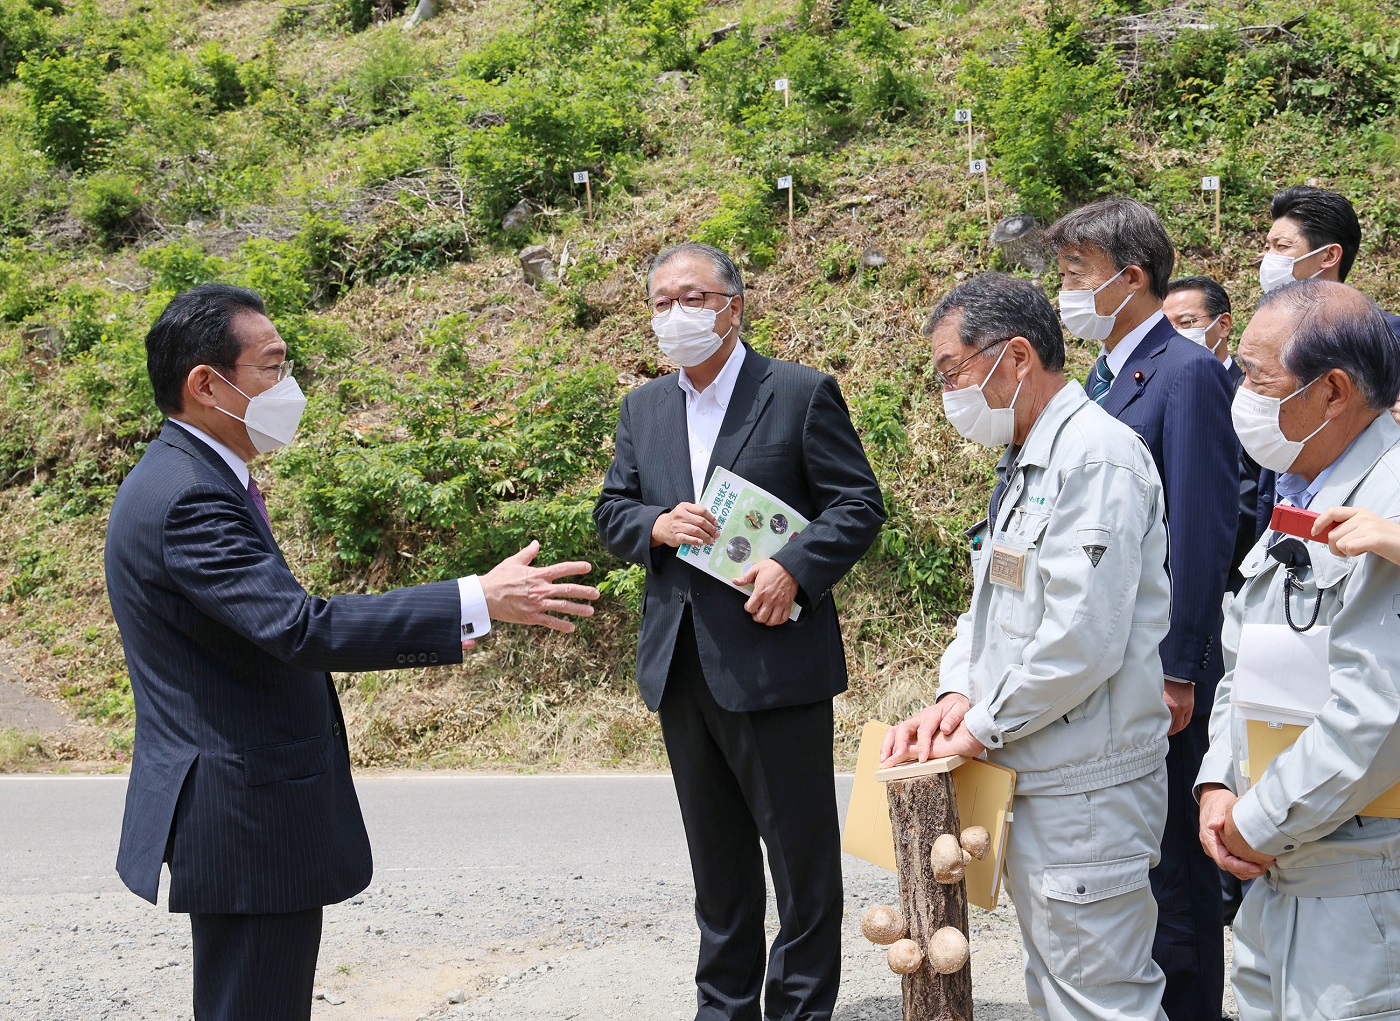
[678,466,809,621]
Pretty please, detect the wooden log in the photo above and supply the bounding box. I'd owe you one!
[887,773,973,1021]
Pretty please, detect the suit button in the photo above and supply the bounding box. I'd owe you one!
[333,723,341,736]
[429,652,439,663]
[396,654,406,664]
[418,652,428,663]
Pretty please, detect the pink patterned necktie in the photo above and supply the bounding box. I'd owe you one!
[247,476,272,531]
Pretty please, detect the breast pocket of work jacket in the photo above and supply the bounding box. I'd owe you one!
[992,508,1051,640]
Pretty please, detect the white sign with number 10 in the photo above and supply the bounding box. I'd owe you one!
[954,108,972,123]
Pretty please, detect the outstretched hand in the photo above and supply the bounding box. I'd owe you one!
[480,540,600,634]
[1314,505,1400,565]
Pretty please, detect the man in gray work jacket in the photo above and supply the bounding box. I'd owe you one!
[1197,279,1400,1019]
[884,272,1171,1021]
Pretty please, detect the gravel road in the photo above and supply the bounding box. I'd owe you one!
[0,773,1050,1020]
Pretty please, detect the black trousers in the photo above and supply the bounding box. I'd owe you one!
[190,907,323,1021]
[1149,714,1225,1021]
[658,614,843,1021]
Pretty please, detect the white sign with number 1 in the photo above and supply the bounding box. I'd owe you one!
[1202,176,1220,191]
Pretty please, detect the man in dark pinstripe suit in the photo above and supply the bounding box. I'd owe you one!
[105,283,599,1021]
[594,243,886,1021]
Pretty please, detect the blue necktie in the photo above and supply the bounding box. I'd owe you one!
[1088,354,1115,405]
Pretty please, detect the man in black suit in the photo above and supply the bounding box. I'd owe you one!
[593,243,885,1021]
[1164,275,1259,593]
[105,283,600,1021]
[1045,200,1238,1021]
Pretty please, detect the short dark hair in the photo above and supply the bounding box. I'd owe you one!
[924,272,1066,372]
[146,283,267,415]
[1043,198,1175,300]
[1270,186,1362,282]
[1260,279,1400,412]
[1167,276,1232,318]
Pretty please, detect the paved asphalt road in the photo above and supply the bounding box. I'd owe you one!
[0,774,1037,1020]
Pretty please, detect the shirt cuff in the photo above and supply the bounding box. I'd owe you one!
[1165,675,1193,685]
[457,575,492,641]
[962,702,1003,750]
[1231,788,1299,858]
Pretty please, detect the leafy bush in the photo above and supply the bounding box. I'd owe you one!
[356,216,472,283]
[17,53,109,168]
[958,28,1125,218]
[74,171,144,247]
[138,238,227,294]
[352,29,432,120]
[693,177,780,268]
[0,0,50,80]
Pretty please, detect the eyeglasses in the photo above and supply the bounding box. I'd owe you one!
[936,341,1007,392]
[222,359,294,382]
[649,291,736,316]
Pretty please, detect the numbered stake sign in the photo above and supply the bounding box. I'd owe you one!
[954,108,972,123]
[1201,176,1220,191]
[777,175,793,190]
[969,159,987,174]
[572,170,590,185]
[774,78,789,92]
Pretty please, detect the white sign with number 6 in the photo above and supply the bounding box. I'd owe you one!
[573,170,590,184]
[969,159,987,174]
[777,175,793,190]
[954,108,972,122]
[1201,175,1221,191]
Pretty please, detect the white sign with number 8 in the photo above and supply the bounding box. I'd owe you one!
[573,170,590,184]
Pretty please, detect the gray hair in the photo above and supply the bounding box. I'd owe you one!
[646,242,744,302]
[924,272,1066,372]
[1044,198,1175,300]
[1260,279,1400,412]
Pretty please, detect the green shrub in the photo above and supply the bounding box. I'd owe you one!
[693,177,780,268]
[138,238,226,294]
[336,0,409,33]
[959,28,1125,218]
[17,53,109,168]
[196,42,248,111]
[356,216,472,283]
[233,238,311,319]
[352,29,432,120]
[0,0,50,81]
[74,171,144,247]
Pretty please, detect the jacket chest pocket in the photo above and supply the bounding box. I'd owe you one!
[992,509,1050,639]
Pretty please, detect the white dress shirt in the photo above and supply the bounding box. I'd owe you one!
[678,342,747,501]
[1103,309,1165,378]
[171,418,490,639]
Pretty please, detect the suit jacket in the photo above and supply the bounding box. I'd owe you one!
[105,423,463,915]
[593,346,885,713]
[1090,317,1237,713]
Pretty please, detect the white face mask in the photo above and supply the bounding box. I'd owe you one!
[941,342,1023,448]
[1259,245,1329,293]
[1058,266,1133,342]
[1231,377,1328,474]
[652,300,736,368]
[1179,313,1224,353]
[212,370,307,454]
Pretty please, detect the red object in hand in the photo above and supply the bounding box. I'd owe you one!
[1270,505,1334,543]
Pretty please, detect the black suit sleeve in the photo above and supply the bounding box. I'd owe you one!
[770,375,886,605]
[593,392,672,568]
[1159,355,1236,681]
[162,482,463,672]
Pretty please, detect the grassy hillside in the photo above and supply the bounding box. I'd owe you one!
[2,0,1399,767]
